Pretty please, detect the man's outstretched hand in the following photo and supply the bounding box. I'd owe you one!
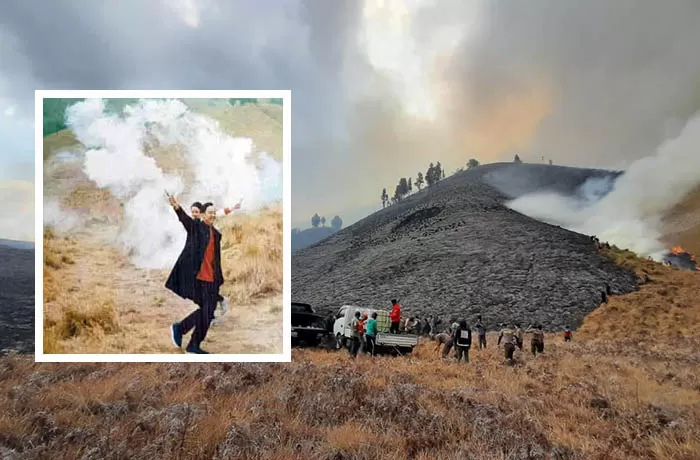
[168,194,180,210]
[223,198,243,215]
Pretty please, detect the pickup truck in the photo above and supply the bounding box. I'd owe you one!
[332,305,419,355]
[291,302,331,346]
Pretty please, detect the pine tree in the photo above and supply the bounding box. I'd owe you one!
[415,172,424,190]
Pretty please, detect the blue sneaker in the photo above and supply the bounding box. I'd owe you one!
[186,344,209,354]
[171,323,183,348]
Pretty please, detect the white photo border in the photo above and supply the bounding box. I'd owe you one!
[34,89,291,363]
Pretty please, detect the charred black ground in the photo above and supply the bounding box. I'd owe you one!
[0,242,34,354]
[292,163,639,331]
[664,251,698,271]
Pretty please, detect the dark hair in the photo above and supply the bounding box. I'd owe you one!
[191,202,204,212]
[371,312,377,319]
[202,201,214,210]
[460,319,467,328]
[391,299,397,304]
[354,311,360,317]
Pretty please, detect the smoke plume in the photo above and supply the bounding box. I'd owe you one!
[508,111,700,259]
[63,98,282,269]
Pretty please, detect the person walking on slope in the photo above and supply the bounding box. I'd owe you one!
[527,324,545,356]
[389,299,401,333]
[475,318,487,349]
[433,331,453,359]
[167,196,225,354]
[498,324,518,364]
[563,326,572,342]
[453,320,472,363]
[515,323,524,351]
[443,321,460,358]
[365,312,378,356]
[349,311,364,359]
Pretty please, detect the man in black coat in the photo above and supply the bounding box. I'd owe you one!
[166,195,224,354]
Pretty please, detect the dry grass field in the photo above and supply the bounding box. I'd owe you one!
[42,206,283,355]
[7,247,698,458]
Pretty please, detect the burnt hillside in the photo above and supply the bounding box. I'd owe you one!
[292,163,638,330]
[292,226,338,253]
[0,242,34,354]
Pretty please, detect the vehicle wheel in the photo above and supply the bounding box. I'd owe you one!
[335,334,345,350]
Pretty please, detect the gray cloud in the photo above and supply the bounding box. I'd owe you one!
[441,0,700,167]
[2,0,700,234]
[0,180,34,241]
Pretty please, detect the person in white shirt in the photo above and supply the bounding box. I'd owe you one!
[215,198,243,217]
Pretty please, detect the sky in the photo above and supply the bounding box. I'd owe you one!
[1,0,700,238]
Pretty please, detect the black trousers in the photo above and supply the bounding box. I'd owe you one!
[456,345,470,363]
[365,335,376,356]
[531,340,544,356]
[390,322,400,333]
[181,280,218,348]
[478,335,486,349]
[349,337,361,358]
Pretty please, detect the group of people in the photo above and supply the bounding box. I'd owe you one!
[432,318,574,364]
[347,299,408,358]
[349,310,379,358]
[166,196,242,354]
[346,297,575,364]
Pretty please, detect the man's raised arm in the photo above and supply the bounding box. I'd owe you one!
[168,195,194,233]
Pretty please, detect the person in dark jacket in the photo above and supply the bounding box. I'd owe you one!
[453,319,472,363]
[167,196,224,354]
[190,201,204,220]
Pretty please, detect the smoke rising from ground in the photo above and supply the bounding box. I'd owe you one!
[43,198,80,235]
[508,111,700,259]
[63,98,282,269]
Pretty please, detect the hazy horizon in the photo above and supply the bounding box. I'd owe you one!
[2,1,700,241]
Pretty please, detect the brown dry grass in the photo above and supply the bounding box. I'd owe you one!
[42,205,283,355]
[43,228,120,353]
[218,206,283,304]
[17,247,700,457]
[579,247,700,352]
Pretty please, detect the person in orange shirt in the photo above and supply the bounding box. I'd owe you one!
[166,195,224,354]
[389,299,401,334]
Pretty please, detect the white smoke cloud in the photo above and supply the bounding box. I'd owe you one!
[508,111,700,260]
[63,98,282,269]
[43,198,80,235]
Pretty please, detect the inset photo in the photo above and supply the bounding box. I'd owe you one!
[36,90,290,362]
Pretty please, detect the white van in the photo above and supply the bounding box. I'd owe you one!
[333,305,419,354]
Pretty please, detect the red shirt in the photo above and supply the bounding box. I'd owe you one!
[197,225,216,282]
[390,304,401,322]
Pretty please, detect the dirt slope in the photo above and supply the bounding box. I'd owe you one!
[43,223,282,354]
